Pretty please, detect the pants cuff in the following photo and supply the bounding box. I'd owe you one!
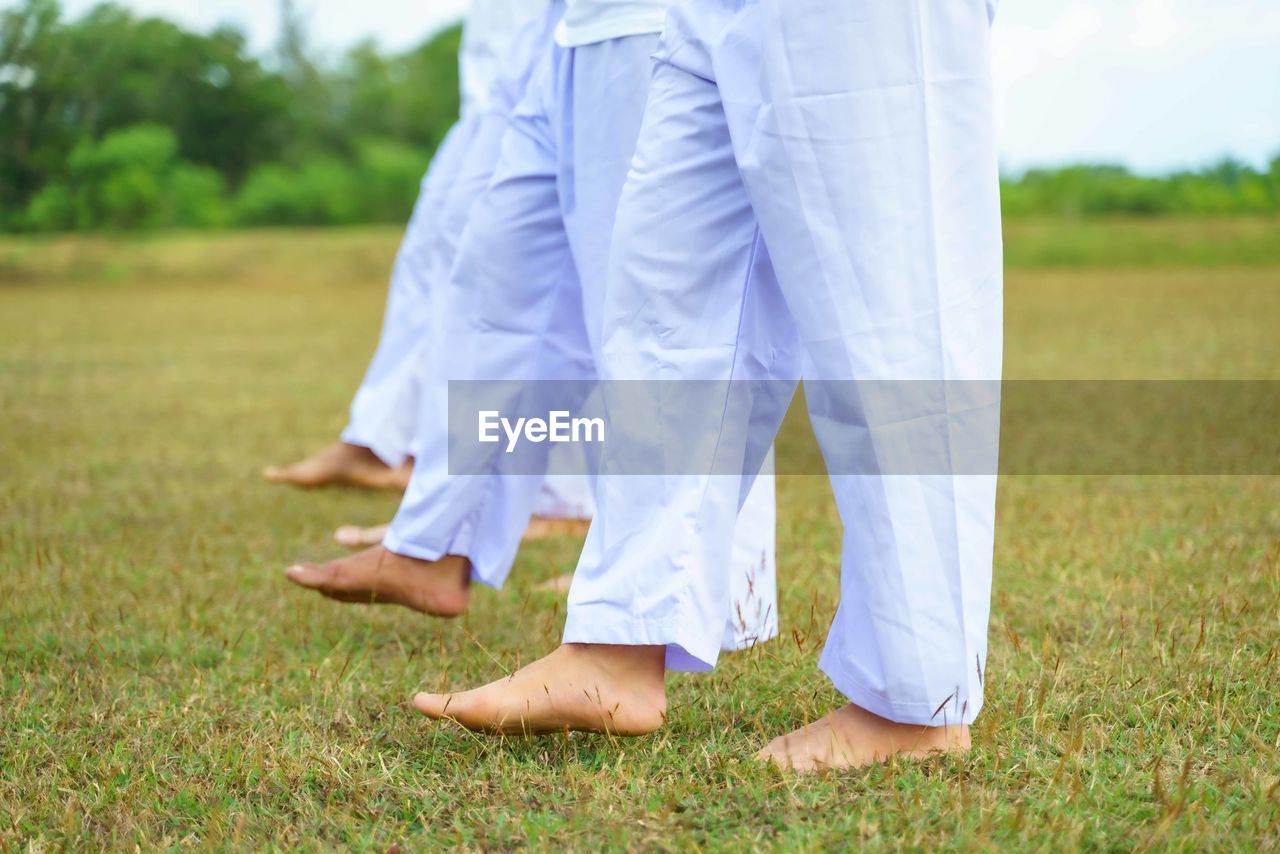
[340,425,408,469]
[382,527,509,592]
[721,614,780,653]
[819,652,983,727]
[562,606,722,673]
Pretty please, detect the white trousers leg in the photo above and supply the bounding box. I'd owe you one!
[532,476,595,520]
[751,0,1002,726]
[342,1,570,472]
[341,117,477,466]
[386,43,597,585]
[386,35,779,651]
[399,2,597,533]
[566,0,1001,724]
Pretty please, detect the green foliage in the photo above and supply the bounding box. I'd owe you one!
[335,29,462,156]
[2,1,1276,232]
[1,0,458,233]
[22,123,230,231]
[1,0,292,219]
[235,159,358,227]
[169,164,231,228]
[23,181,73,232]
[68,123,174,229]
[349,139,431,222]
[234,141,427,226]
[1001,159,1280,219]
[226,164,295,226]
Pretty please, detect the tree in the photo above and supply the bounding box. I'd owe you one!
[2,0,290,220]
[333,25,461,156]
[25,123,228,231]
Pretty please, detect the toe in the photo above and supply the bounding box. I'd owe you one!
[266,463,316,486]
[754,743,780,765]
[756,736,804,771]
[356,525,390,547]
[414,692,454,720]
[532,573,574,595]
[285,563,331,591]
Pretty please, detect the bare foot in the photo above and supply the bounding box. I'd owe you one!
[757,703,971,773]
[264,442,412,490]
[285,546,470,616]
[523,516,592,541]
[532,573,574,595]
[331,514,587,553]
[334,524,390,550]
[414,644,667,736]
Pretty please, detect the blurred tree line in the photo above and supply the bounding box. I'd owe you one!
[1,0,1278,233]
[1,0,459,231]
[1001,161,1280,219]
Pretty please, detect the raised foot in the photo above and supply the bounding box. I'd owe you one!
[522,516,592,542]
[414,644,667,736]
[285,546,470,617]
[532,573,574,595]
[334,514,588,552]
[263,442,412,491]
[334,523,390,549]
[757,703,971,773]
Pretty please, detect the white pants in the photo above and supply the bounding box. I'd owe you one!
[460,0,552,117]
[339,1,591,518]
[565,0,1002,724]
[384,33,779,651]
[340,116,472,469]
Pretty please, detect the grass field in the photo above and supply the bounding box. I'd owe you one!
[2,220,1279,848]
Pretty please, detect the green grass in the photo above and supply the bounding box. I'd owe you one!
[1,222,1278,848]
[1002,216,1280,268]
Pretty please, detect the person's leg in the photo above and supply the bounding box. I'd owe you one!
[738,0,1003,770]
[325,54,603,542]
[287,44,589,613]
[529,33,780,636]
[525,475,594,550]
[405,28,783,629]
[332,472,595,552]
[416,0,1002,768]
[415,28,795,732]
[722,453,778,650]
[332,523,392,550]
[266,3,564,491]
[339,120,478,468]
[262,118,477,490]
[378,42,596,590]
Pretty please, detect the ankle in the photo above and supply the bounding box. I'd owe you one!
[339,442,381,462]
[838,703,971,752]
[385,550,472,616]
[564,644,666,691]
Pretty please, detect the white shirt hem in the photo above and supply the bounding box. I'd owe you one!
[554,14,667,47]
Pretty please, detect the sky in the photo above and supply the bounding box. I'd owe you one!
[39,0,1280,174]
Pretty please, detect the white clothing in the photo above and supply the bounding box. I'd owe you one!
[343,1,592,518]
[461,0,552,117]
[384,33,779,651]
[555,0,667,47]
[563,0,1003,724]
